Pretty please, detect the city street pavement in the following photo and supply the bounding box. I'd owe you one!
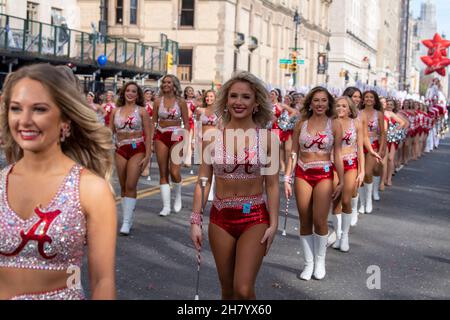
[78,134,450,300]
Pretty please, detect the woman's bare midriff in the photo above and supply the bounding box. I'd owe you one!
[341,146,357,156]
[116,131,143,142]
[214,177,264,199]
[0,267,70,299]
[299,153,332,163]
[158,120,182,128]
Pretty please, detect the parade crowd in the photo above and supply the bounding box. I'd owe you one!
[0,63,448,300]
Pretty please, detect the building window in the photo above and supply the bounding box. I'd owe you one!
[116,0,123,24]
[51,7,62,25]
[0,0,6,14]
[177,48,193,81]
[180,0,194,27]
[26,2,39,34]
[130,0,137,25]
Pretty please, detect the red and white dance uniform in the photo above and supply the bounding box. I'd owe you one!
[154,97,184,149]
[199,111,219,128]
[145,102,153,118]
[0,164,86,300]
[341,119,358,172]
[210,128,270,239]
[271,104,282,138]
[295,119,334,187]
[186,100,197,131]
[407,110,417,138]
[279,111,294,142]
[114,106,146,160]
[364,111,380,154]
[103,102,116,127]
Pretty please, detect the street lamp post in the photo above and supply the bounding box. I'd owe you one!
[325,41,330,85]
[293,10,301,87]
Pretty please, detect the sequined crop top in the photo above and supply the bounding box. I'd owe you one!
[145,102,153,117]
[158,97,182,121]
[299,119,334,154]
[273,104,282,118]
[342,119,357,152]
[199,110,219,126]
[367,111,380,134]
[0,164,87,271]
[114,106,143,133]
[213,129,265,180]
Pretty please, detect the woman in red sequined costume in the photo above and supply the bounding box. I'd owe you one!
[382,99,407,187]
[184,86,197,167]
[153,75,190,216]
[141,88,155,178]
[190,71,279,299]
[101,90,116,127]
[109,82,152,235]
[330,96,365,250]
[195,90,218,201]
[269,89,297,172]
[359,91,386,214]
[284,87,344,281]
[0,64,116,300]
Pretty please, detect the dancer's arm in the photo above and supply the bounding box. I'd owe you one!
[361,112,382,162]
[355,119,365,187]
[378,111,387,159]
[332,119,344,200]
[284,120,301,199]
[261,130,280,256]
[190,138,214,251]
[81,170,117,300]
[179,99,190,132]
[139,108,152,170]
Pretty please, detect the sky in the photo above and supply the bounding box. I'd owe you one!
[411,0,450,37]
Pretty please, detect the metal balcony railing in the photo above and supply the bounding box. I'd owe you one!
[0,13,172,74]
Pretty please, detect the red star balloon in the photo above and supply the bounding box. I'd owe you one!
[421,50,450,76]
[421,34,450,76]
[422,33,450,57]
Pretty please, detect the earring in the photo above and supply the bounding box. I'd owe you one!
[253,108,259,115]
[60,125,71,143]
[224,107,228,113]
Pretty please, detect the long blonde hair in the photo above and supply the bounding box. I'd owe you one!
[159,74,183,97]
[0,64,113,179]
[335,96,358,119]
[215,71,272,128]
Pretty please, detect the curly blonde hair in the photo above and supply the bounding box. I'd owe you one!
[215,71,272,128]
[0,64,113,179]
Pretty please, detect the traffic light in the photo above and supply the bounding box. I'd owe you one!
[290,52,298,73]
[167,52,173,71]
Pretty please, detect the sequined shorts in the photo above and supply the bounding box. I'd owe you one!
[280,130,293,142]
[364,140,379,154]
[295,160,334,188]
[116,141,146,160]
[9,286,85,300]
[387,141,400,151]
[210,194,270,239]
[342,153,358,172]
[154,129,184,149]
